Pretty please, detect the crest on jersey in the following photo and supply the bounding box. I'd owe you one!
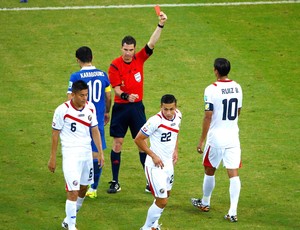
[159,188,165,194]
[73,180,78,186]
[88,115,92,121]
[142,126,148,133]
[134,72,141,82]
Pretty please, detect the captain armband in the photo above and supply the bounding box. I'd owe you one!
[204,102,213,111]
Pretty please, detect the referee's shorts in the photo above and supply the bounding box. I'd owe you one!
[110,101,146,139]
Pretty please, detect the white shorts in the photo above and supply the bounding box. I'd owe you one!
[145,165,174,198]
[203,145,241,169]
[62,147,94,191]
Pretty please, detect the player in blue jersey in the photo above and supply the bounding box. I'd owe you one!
[67,46,111,198]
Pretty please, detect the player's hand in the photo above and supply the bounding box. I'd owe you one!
[128,94,139,103]
[97,152,105,168]
[159,11,167,25]
[152,155,164,169]
[48,157,56,173]
[173,151,178,165]
[197,144,204,154]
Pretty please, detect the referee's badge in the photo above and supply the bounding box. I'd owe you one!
[134,72,141,82]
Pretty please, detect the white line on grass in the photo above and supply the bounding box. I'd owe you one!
[0,1,299,11]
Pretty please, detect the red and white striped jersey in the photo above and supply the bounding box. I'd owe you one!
[141,109,182,167]
[52,100,98,149]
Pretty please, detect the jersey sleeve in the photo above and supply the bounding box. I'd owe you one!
[52,104,67,130]
[136,45,152,62]
[140,114,160,137]
[105,85,112,92]
[67,73,79,94]
[89,102,99,127]
[204,85,214,111]
[108,59,122,88]
[237,84,243,108]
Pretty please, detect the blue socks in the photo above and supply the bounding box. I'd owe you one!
[91,159,102,190]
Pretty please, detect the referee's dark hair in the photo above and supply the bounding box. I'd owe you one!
[161,94,177,105]
[122,36,136,47]
[76,46,93,63]
[72,80,88,93]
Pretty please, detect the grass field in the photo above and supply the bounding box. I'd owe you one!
[0,0,300,229]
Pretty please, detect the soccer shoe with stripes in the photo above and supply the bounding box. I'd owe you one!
[224,214,238,222]
[61,220,77,230]
[107,181,121,193]
[191,198,210,212]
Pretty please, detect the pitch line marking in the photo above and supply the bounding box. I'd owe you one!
[0,1,299,11]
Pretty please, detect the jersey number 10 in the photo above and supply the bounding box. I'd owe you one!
[222,98,238,120]
[87,80,103,103]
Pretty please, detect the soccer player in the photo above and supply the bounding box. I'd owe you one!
[67,46,111,198]
[191,58,243,222]
[107,11,168,193]
[48,80,104,230]
[135,94,182,230]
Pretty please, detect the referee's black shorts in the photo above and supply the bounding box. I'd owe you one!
[110,101,146,139]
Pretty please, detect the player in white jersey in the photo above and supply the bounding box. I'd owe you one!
[191,58,243,223]
[135,94,182,230]
[67,46,111,199]
[48,80,104,230]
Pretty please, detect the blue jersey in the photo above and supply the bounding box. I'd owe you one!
[67,66,110,128]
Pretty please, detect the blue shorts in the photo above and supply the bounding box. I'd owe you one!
[110,101,146,139]
[91,125,106,152]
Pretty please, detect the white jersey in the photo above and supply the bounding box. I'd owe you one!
[142,109,182,167]
[52,100,98,151]
[204,79,243,148]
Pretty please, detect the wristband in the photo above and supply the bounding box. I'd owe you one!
[120,93,129,100]
[158,24,164,28]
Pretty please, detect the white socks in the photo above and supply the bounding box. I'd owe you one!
[142,201,164,228]
[76,196,85,212]
[228,176,241,216]
[65,200,77,229]
[202,174,215,206]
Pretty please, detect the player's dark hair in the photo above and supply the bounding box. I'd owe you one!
[161,94,177,105]
[122,36,136,47]
[76,46,93,63]
[72,80,88,93]
[214,58,231,76]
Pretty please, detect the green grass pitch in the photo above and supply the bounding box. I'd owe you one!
[0,0,299,229]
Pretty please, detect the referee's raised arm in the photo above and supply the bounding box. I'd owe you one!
[147,11,168,49]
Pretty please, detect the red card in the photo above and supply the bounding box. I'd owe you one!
[154,5,160,16]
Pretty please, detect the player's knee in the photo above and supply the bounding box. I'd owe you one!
[113,139,123,152]
[155,198,168,208]
[67,190,79,201]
